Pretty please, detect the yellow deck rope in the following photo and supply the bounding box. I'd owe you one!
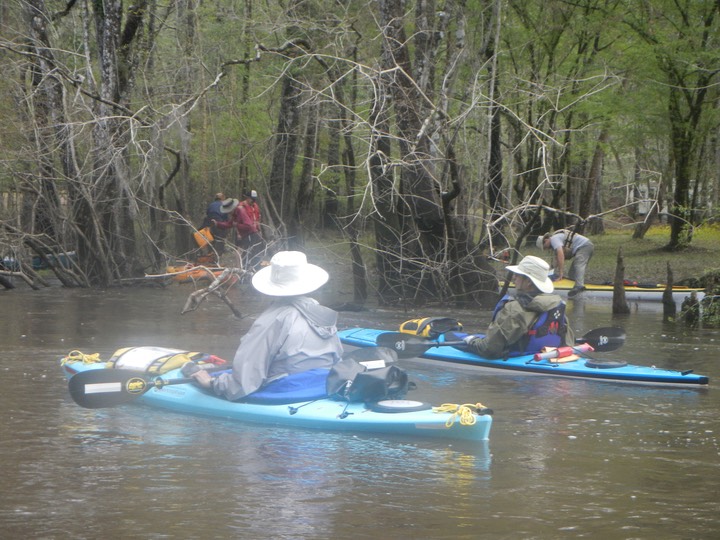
[432,402,487,427]
[61,350,102,366]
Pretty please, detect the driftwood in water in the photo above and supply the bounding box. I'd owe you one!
[662,262,676,322]
[612,248,630,314]
[0,264,44,290]
[182,268,245,318]
[0,274,14,289]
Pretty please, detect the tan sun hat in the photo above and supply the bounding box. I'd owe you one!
[505,255,554,293]
[252,251,329,296]
[220,198,239,213]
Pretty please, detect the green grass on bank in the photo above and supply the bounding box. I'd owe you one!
[312,224,720,289]
[533,225,720,286]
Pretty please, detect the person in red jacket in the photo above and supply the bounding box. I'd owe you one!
[213,190,265,269]
[240,189,261,232]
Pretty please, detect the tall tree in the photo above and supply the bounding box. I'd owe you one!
[622,0,720,249]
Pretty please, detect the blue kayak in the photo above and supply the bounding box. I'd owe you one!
[338,328,709,387]
[60,349,492,442]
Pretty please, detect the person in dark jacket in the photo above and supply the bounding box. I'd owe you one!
[201,192,230,255]
[202,192,226,227]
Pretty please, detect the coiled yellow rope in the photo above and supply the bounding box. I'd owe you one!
[432,402,488,427]
[61,350,102,365]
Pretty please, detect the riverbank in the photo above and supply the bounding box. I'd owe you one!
[312,224,720,292]
[3,224,717,295]
[548,225,720,286]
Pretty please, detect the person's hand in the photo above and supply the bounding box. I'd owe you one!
[190,369,213,389]
[551,273,562,282]
[462,335,478,345]
[211,219,217,226]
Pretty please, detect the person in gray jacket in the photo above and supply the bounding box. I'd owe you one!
[464,255,575,359]
[187,251,343,400]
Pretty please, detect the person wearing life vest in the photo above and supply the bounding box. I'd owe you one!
[537,230,594,297]
[237,189,265,268]
[212,190,265,268]
[463,255,575,359]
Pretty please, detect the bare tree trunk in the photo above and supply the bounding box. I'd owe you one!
[632,153,661,239]
[267,74,302,239]
[288,103,319,248]
[322,61,367,304]
[662,262,676,321]
[612,248,630,314]
[26,1,61,242]
[173,0,198,258]
[378,0,444,302]
[368,82,403,304]
[582,128,609,235]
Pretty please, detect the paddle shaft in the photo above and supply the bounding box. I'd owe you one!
[403,336,601,350]
[376,326,625,359]
[152,377,194,388]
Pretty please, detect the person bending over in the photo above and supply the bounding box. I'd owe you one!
[537,230,594,297]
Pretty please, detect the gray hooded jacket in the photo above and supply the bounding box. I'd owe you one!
[211,296,343,401]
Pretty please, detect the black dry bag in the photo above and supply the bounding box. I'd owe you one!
[326,347,410,403]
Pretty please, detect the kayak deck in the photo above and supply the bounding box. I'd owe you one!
[339,328,709,387]
[61,361,492,442]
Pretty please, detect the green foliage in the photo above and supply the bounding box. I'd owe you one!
[0,0,718,286]
[700,296,720,328]
[577,225,720,284]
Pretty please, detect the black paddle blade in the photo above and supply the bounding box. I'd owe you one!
[375,332,447,359]
[68,369,154,409]
[577,327,625,352]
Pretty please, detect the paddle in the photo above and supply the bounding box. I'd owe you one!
[68,368,195,409]
[375,326,626,359]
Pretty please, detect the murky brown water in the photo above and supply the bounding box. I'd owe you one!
[1,281,719,538]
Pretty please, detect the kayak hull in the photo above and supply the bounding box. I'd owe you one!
[546,278,703,303]
[339,328,709,388]
[61,359,491,442]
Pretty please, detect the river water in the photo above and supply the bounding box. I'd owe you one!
[1,281,719,539]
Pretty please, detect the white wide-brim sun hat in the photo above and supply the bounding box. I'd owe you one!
[505,255,554,293]
[252,251,329,296]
